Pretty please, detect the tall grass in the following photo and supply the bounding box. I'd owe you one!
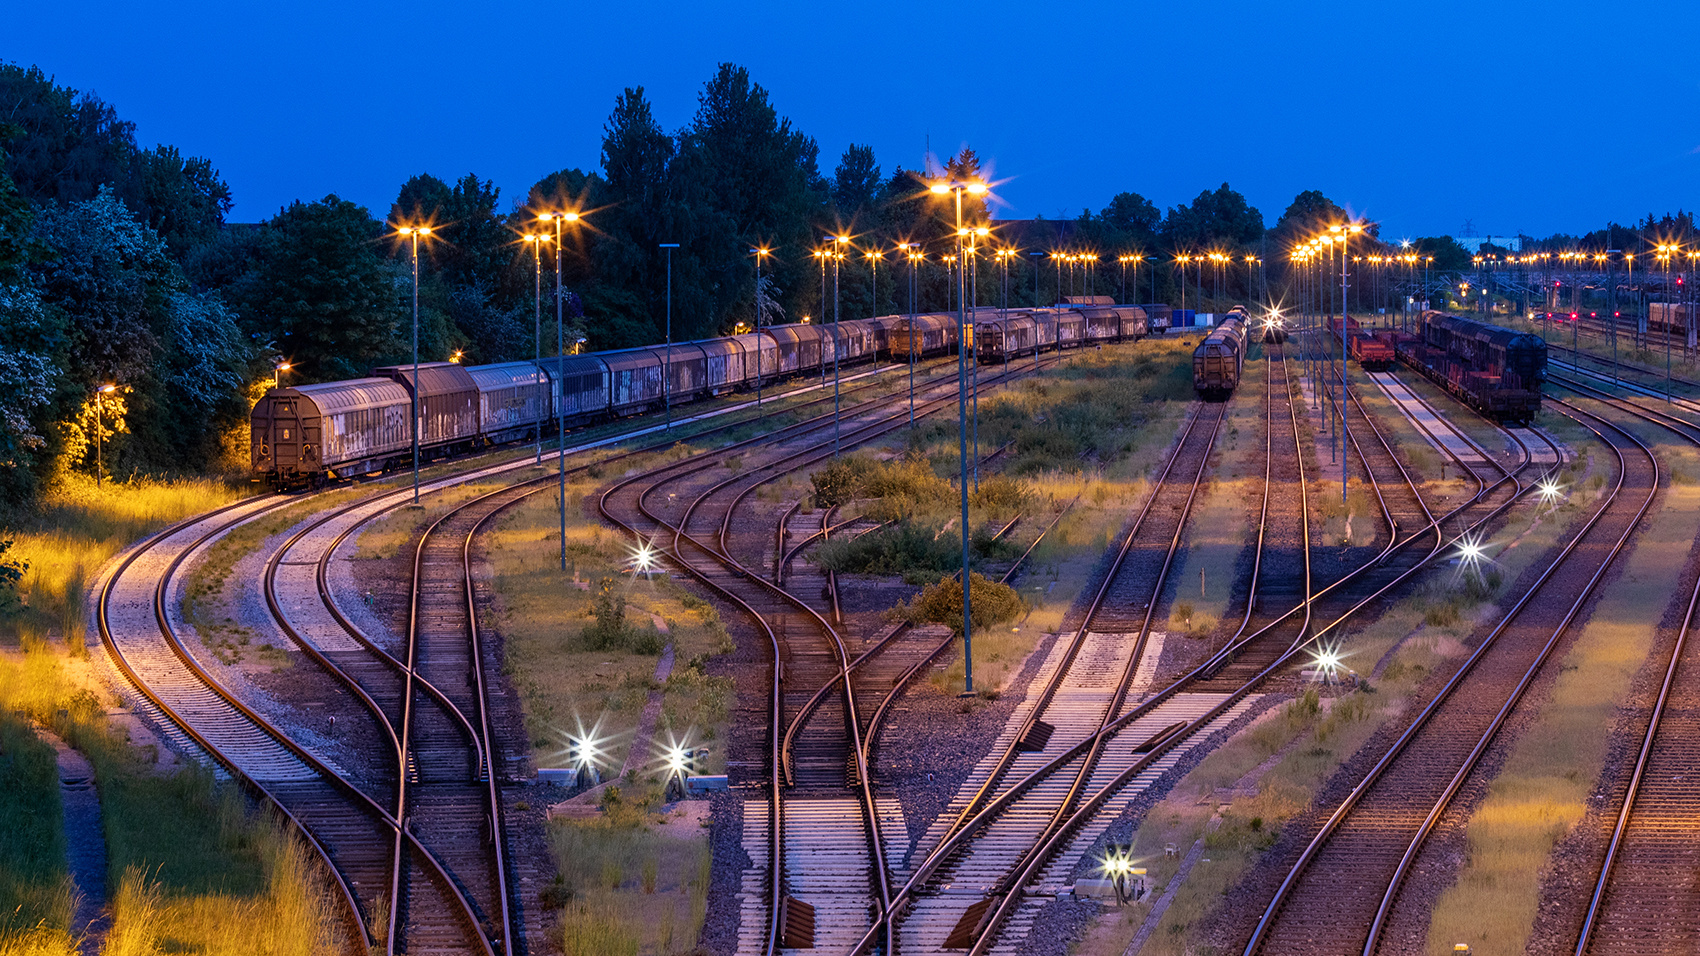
[2,472,248,647]
[549,812,713,955]
[0,647,338,953]
[0,711,72,938]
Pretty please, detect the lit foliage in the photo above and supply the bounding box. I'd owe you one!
[898,572,1026,634]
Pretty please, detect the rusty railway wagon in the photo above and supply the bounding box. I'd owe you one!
[1192,315,1248,398]
[252,298,1169,485]
[1394,311,1547,423]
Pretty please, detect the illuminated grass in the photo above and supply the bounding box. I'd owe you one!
[0,647,338,952]
[0,709,71,938]
[1424,416,1700,955]
[547,804,713,955]
[3,473,251,649]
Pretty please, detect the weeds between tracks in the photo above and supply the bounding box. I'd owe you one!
[1425,405,1700,955]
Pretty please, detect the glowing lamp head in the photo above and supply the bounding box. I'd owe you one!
[632,543,656,573]
[930,183,950,195]
[966,182,988,195]
[99,384,117,393]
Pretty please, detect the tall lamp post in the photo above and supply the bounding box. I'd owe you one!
[866,248,883,320]
[524,232,547,464]
[541,211,581,569]
[929,177,988,696]
[1030,251,1045,369]
[1328,222,1364,504]
[95,384,115,488]
[752,247,771,407]
[903,245,922,428]
[660,242,680,429]
[829,234,851,456]
[396,224,432,504]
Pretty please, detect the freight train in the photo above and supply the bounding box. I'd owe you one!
[1192,313,1248,397]
[252,304,1161,486]
[1393,311,1547,422]
[972,305,1148,361]
[1327,316,1396,371]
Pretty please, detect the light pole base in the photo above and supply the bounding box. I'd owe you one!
[956,691,978,700]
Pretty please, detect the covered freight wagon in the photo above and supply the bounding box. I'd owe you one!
[372,362,481,458]
[465,362,550,445]
[252,378,413,484]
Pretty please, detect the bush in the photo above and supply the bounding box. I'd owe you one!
[897,572,1026,633]
[582,578,632,651]
[818,522,1016,581]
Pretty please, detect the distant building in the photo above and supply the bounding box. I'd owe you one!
[1456,235,1521,253]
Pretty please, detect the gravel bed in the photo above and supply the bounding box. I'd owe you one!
[699,790,749,956]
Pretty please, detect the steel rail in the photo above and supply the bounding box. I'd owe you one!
[1547,374,1700,954]
[101,496,493,954]
[1243,405,1627,954]
[962,346,1309,955]
[1358,394,1656,955]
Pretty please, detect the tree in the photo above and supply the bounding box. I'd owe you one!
[0,64,135,207]
[1413,235,1471,272]
[241,196,402,382]
[832,144,881,224]
[129,145,232,258]
[29,186,179,388]
[672,64,827,340]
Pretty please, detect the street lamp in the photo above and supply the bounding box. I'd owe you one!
[395,224,433,504]
[541,210,582,570]
[829,234,851,457]
[95,384,115,489]
[523,232,548,464]
[901,243,922,428]
[1328,222,1364,504]
[865,248,884,320]
[929,176,989,696]
[752,247,771,407]
[659,242,680,430]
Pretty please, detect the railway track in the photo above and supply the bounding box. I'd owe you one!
[97,495,498,955]
[597,351,1067,955]
[868,344,1557,955]
[1241,393,1652,955]
[1549,374,1700,955]
[101,354,973,953]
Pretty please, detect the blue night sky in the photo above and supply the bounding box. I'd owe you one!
[11,0,1700,239]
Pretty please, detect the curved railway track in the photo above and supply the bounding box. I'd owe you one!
[1242,394,1651,955]
[100,354,974,953]
[97,495,499,955]
[597,352,1066,955]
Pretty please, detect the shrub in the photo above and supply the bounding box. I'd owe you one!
[581,578,632,651]
[897,572,1026,633]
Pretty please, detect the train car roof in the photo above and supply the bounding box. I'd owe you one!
[464,362,548,390]
[599,342,708,371]
[686,337,743,358]
[371,361,478,397]
[536,354,610,377]
[270,378,410,414]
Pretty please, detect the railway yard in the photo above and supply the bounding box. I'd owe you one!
[20,303,1700,956]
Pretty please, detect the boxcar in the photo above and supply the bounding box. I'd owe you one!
[1192,317,1247,397]
[601,348,666,415]
[372,362,481,457]
[252,378,412,484]
[1113,307,1149,341]
[1081,308,1120,343]
[890,314,957,358]
[730,332,780,387]
[466,362,550,445]
[692,338,744,394]
[1139,303,1174,333]
[1055,309,1086,348]
[538,354,611,424]
[827,319,879,365]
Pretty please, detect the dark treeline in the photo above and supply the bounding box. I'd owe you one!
[4,57,1683,508]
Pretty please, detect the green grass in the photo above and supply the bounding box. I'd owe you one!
[0,644,339,952]
[2,473,252,650]
[0,709,71,939]
[547,799,713,956]
[1424,411,1700,955]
